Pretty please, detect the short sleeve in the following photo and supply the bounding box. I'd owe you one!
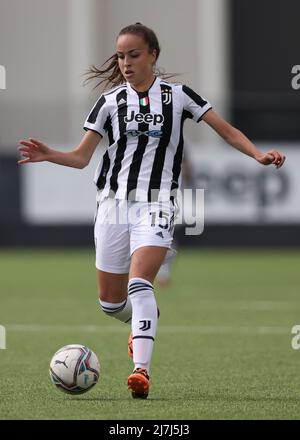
[182,85,212,122]
[83,95,108,137]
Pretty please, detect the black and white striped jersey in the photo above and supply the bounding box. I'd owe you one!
[84,76,212,202]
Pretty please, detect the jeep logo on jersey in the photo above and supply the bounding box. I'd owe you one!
[124,111,164,125]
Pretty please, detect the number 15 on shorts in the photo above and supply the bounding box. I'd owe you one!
[150,209,175,232]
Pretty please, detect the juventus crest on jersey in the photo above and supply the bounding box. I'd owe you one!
[84,76,212,202]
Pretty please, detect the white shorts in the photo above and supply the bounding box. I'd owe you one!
[94,197,177,273]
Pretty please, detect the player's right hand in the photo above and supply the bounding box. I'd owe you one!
[18,138,51,164]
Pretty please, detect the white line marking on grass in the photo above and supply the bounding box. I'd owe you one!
[5,324,290,335]
[3,299,299,312]
[158,326,290,335]
[196,300,300,311]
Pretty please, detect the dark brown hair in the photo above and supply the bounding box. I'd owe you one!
[83,23,175,91]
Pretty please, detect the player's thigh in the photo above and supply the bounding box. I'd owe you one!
[129,200,175,283]
[94,198,131,295]
[129,246,168,283]
[96,269,128,303]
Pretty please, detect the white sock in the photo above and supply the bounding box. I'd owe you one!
[99,297,132,324]
[128,277,157,374]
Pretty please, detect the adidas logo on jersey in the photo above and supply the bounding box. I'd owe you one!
[124,111,164,125]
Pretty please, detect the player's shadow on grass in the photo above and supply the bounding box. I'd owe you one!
[66,397,130,401]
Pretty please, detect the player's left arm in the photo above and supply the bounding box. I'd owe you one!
[202,109,286,168]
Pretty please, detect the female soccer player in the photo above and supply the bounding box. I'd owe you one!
[18,23,285,399]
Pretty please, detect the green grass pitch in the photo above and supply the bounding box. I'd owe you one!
[0,248,300,420]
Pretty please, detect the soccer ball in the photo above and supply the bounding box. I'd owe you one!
[49,344,100,394]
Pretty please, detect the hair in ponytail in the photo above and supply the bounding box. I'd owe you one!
[83,23,177,91]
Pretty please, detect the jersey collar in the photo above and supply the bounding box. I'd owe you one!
[127,76,160,96]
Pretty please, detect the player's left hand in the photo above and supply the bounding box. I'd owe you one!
[255,150,286,168]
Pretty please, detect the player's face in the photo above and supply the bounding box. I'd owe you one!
[117,33,157,90]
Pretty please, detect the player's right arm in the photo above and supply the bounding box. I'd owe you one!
[18,129,102,169]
